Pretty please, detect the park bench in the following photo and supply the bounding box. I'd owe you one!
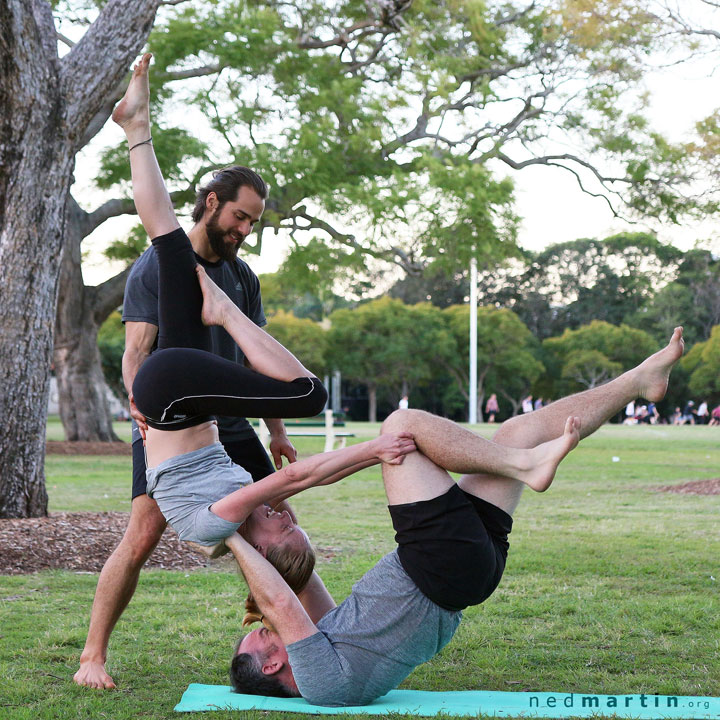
[257,410,355,452]
[284,428,355,449]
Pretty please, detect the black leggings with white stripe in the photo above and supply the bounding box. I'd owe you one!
[132,228,327,430]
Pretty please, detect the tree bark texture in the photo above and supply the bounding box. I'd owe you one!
[54,198,130,441]
[368,383,377,423]
[0,0,160,518]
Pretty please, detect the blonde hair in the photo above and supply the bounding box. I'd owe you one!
[242,541,316,629]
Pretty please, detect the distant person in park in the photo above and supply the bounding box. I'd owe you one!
[75,57,303,689]
[646,401,660,424]
[521,395,533,413]
[229,328,685,706]
[709,404,720,426]
[680,400,696,425]
[533,397,544,412]
[697,400,709,425]
[485,393,499,423]
[398,395,409,411]
[625,399,635,423]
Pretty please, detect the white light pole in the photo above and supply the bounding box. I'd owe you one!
[469,255,478,424]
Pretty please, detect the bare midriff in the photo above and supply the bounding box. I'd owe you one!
[145,420,219,468]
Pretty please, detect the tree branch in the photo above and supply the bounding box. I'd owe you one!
[91,265,133,322]
[659,2,720,41]
[56,30,75,49]
[297,20,376,49]
[60,0,162,151]
[494,2,537,28]
[85,197,137,232]
[80,62,225,148]
[32,0,59,64]
[164,63,227,81]
[82,163,214,234]
[288,209,423,274]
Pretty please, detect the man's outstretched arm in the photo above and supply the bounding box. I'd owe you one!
[296,572,336,624]
[225,533,319,646]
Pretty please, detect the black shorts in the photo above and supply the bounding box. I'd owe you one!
[389,483,513,611]
[131,434,275,500]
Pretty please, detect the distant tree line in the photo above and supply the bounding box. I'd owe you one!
[98,233,720,422]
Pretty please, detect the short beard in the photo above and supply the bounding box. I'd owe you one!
[206,207,241,262]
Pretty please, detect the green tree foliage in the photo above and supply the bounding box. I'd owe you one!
[441,305,544,417]
[258,273,351,321]
[487,233,683,338]
[327,297,453,420]
[389,267,470,308]
[85,0,713,297]
[264,310,329,377]
[543,320,656,396]
[627,282,697,346]
[97,311,126,402]
[681,326,720,401]
[628,249,720,346]
[560,349,622,390]
[47,0,720,440]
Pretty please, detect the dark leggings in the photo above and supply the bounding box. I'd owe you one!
[132,228,327,430]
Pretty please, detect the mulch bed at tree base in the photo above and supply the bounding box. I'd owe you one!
[656,477,720,495]
[46,441,132,455]
[0,512,208,575]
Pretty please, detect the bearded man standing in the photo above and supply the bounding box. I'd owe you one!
[74,166,299,689]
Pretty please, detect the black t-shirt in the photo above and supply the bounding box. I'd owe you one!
[122,243,266,441]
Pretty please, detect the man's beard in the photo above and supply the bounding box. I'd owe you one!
[206,207,243,262]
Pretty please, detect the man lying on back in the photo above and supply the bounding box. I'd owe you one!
[224,326,683,707]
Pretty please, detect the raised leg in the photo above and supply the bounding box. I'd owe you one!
[113,54,211,353]
[459,327,685,514]
[379,410,580,505]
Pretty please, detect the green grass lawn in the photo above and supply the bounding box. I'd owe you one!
[1,423,718,719]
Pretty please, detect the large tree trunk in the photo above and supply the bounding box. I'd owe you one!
[476,391,485,424]
[500,390,523,417]
[53,198,129,441]
[0,0,161,518]
[0,1,69,517]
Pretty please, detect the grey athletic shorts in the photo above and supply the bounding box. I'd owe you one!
[146,443,253,545]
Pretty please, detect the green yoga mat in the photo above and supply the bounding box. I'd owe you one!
[175,684,720,718]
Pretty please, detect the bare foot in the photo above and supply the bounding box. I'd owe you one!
[196,265,233,327]
[73,659,116,690]
[635,326,684,402]
[519,416,580,492]
[111,53,152,129]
